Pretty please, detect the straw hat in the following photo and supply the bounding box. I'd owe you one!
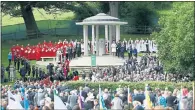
[104,89,108,93]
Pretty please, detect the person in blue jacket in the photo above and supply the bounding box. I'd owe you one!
[8,52,12,66]
[133,47,138,58]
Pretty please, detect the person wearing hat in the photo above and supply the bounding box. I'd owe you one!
[84,92,94,110]
[44,97,52,108]
[133,101,144,110]
[34,88,45,107]
[68,90,78,109]
[111,93,123,109]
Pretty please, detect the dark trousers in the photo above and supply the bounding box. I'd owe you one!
[8,59,11,65]
[146,45,149,53]
[120,52,124,58]
[8,72,10,81]
[77,52,81,57]
[117,50,120,57]
[14,61,17,67]
[17,62,20,70]
[73,52,76,58]
[28,70,31,76]
[128,53,132,59]
[32,72,35,78]
[134,53,137,58]
[66,53,68,60]
[68,53,72,60]
[22,75,25,82]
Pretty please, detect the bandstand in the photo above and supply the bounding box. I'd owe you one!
[76,13,128,56]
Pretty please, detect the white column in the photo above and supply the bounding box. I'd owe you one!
[116,25,120,42]
[105,25,108,53]
[92,25,95,54]
[109,26,112,54]
[96,25,99,56]
[83,25,88,56]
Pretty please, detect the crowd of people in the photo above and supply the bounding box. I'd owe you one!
[0,81,193,110]
[8,38,157,62]
[2,38,193,110]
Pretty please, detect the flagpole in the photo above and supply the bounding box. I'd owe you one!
[99,84,101,109]
[193,81,195,110]
[128,86,130,109]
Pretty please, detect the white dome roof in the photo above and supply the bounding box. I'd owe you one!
[83,13,120,22]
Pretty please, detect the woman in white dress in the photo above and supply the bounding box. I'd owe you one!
[135,39,140,53]
[149,40,153,53]
[111,41,117,56]
[143,40,147,52]
[81,43,84,55]
[140,39,143,52]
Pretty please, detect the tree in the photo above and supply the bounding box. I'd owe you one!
[151,2,194,76]
[1,1,98,38]
[2,1,41,38]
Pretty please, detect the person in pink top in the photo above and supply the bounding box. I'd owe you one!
[63,66,68,78]
[182,86,188,97]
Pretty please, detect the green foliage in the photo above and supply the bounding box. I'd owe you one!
[64,81,193,91]
[119,2,158,27]
[151,2,194,75]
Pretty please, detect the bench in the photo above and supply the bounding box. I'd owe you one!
[41,57,56,62]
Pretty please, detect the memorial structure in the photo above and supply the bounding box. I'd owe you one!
[70,13,128,70]
[36,13,128,70]
[76,13,128,55]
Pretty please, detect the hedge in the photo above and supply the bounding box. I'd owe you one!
[64,81,193,91]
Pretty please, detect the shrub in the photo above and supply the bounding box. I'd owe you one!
[64,81,193,91]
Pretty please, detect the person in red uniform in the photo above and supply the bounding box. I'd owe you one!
[36,45,41,61]
[48,41,53,47]
[27,49,31,60]
[37,42,41,48]
[26,44,30,49]
[43,40,47,46]
[20,45,25,57]
[24,46,28,59]
[58,40,63,48]
[65,59,70,72]
[31,48,36,60]
[62,46,67,61]
[41,47,45,57]
[73,75,79,81]
[45,48,49,57]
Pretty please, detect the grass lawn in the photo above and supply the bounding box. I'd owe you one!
[2,8,75,35]
[2,8,75,26]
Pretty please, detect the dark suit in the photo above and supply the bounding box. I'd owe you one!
[19,67,27,81]
[166,96,177,108]
[133,94,145,105]
[76,44,81,57]
[17,57,21,70]
[120,46,125,58]
[116,43,121,57]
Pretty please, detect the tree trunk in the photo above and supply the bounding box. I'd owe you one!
[109,2,119,53]
[20,2,40,38]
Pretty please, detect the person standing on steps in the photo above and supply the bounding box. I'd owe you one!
[111,41,117,56]
[120,43,125,59]
[116,41,121,57]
